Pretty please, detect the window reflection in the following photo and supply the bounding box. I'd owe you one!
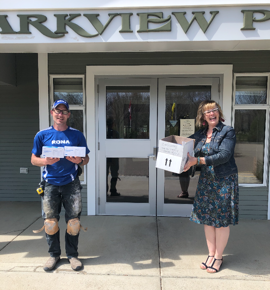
[165,86,211,137]
[53,78,83,105]
[68,110,83,132]
[164,85,211,204]
[235,76,267,105]
[106,158,149,203]
[164,171,199,204]
[106,86,150,139]
[67,110,84,182]
[234,110,265,184]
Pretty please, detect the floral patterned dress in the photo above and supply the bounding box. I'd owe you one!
[190,143,239,228]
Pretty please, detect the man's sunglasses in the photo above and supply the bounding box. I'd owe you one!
[53,109,69,115]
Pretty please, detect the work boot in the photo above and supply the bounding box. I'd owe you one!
[69,257,83,271]
[43,256,60,271]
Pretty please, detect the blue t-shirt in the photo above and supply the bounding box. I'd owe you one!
[32,126,90,186]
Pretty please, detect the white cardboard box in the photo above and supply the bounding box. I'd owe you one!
[41,146,65,158]
[156,135,194,174]
[64,146,86,157]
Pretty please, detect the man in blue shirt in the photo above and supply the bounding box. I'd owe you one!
[31,99,90,272]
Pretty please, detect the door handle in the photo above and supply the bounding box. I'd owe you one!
[148,147,158,160]
[148,154,156,160]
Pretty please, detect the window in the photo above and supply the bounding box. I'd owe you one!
[235,76,267,105]
[234,74,268,185]
[50,75,87,184]
[106,86,150,139]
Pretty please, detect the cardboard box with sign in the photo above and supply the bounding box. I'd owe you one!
[156,136,194,174]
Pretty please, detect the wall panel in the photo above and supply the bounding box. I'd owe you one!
[0,54,40,202]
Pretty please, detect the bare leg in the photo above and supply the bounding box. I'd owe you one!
[215,226,230,258]
[207,226,230,273]
[204,225,216,256]
[201,225,216,269]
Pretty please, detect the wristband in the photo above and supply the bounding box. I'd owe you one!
[78,158,84,166]
[197,157,200,165]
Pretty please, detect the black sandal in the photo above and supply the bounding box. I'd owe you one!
[200,255,214,270]
[177,192,189,198]
[207,257,223,273]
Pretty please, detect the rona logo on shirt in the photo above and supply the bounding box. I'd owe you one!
[52,140,70,144]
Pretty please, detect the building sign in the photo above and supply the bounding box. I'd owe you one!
[1,8,270,44]
[0,12,220,38]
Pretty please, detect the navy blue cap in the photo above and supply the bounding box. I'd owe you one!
[52,99,69,110]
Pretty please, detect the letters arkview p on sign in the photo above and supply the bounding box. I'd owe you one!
[0,10,268,38]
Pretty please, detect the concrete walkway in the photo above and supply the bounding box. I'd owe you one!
[0,202,269,290]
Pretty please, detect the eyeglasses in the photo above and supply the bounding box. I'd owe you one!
[53,109,69,115]
[204,108,219,115]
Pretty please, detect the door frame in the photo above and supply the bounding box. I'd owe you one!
[86,65,233,215]
[97,78,158,216]
[157,77,220,216]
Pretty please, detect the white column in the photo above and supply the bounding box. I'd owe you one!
[38,54,49,130]
[86,67,96,215]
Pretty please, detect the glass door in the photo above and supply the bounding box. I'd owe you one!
[98,77,220,216]
[157,78,220,216]
[98,78,158,215]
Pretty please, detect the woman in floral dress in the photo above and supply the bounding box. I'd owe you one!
[184,100,239,273]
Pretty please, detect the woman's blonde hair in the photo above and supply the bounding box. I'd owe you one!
[196,100,225,128]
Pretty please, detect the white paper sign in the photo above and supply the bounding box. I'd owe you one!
[64,146,86,157]
[180,119,195,138]
[41,146,65,158]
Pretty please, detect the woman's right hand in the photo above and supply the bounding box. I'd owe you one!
[183,153,197,172]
